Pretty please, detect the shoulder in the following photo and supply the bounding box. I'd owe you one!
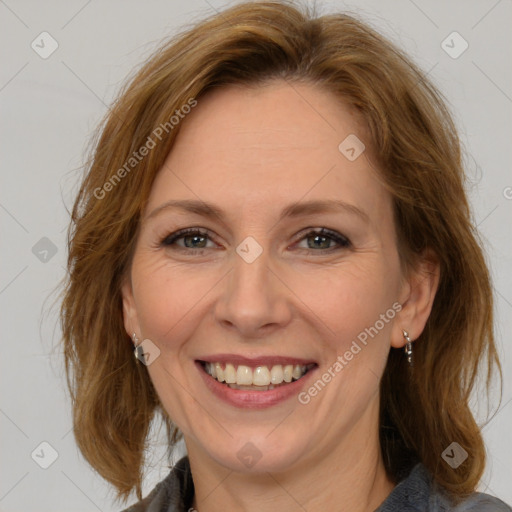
[427,465,512,512]
[440,491,512,511]
[120,456,194,512]
[377,462,512,512]
[428,468,511,511]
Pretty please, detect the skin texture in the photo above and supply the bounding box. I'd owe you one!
[122,80,440,512]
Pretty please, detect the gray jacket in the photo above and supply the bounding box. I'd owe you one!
[122,456,511,511]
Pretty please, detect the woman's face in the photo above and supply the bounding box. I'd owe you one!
[122,80,414,473]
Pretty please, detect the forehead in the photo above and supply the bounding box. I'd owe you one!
[146,80,389,225]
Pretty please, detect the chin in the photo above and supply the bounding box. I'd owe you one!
[200,430,310,474]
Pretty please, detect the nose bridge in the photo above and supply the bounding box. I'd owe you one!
[214,235,291,335]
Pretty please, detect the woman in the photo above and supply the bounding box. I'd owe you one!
[60,1,511,511]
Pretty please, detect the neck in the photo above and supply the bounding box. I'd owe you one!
[187,398,396,512]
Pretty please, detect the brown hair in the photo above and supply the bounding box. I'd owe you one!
[60,0,502,503]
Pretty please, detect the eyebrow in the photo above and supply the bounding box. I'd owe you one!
[145,198,370,224]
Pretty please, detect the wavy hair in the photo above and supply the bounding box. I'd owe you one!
[60,0,502,503]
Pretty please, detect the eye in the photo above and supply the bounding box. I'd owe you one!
[294,228,351,252]
[161,228,216,252]
[160,227,351,255]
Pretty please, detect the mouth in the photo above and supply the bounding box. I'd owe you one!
[197,360,318,391]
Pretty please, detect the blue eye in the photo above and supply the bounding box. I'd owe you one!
[295,228,351,251]
[160,227,351,254]
[161,228,213,250]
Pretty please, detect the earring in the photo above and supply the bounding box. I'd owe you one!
[403,330,413,367]
[132,332,144,361]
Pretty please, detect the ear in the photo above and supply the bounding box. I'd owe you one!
[120,274,141,340]
[391,248,440,348]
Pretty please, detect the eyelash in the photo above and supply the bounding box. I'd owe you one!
[160,227,351,255]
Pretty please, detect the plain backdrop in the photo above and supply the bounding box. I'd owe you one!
[1,0,511,510]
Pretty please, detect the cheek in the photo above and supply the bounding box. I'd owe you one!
[292,257,399,343]
[131,254,224,354]
[308,271,397,391]
[131,258,193,342]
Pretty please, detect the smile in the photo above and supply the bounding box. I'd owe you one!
[200,361,316,390]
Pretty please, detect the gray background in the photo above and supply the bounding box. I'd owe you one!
[1,0,511,510]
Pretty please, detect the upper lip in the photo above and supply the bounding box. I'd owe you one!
[196,354,317,367]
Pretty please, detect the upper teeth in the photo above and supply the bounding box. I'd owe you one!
[204,362,310,386]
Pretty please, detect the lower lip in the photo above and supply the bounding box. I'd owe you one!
[195,361,317,409]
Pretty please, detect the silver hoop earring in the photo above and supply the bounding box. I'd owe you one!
[132,332,144,361]
[403,330,413,367]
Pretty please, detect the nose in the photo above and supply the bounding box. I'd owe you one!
[213,244,293,339]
